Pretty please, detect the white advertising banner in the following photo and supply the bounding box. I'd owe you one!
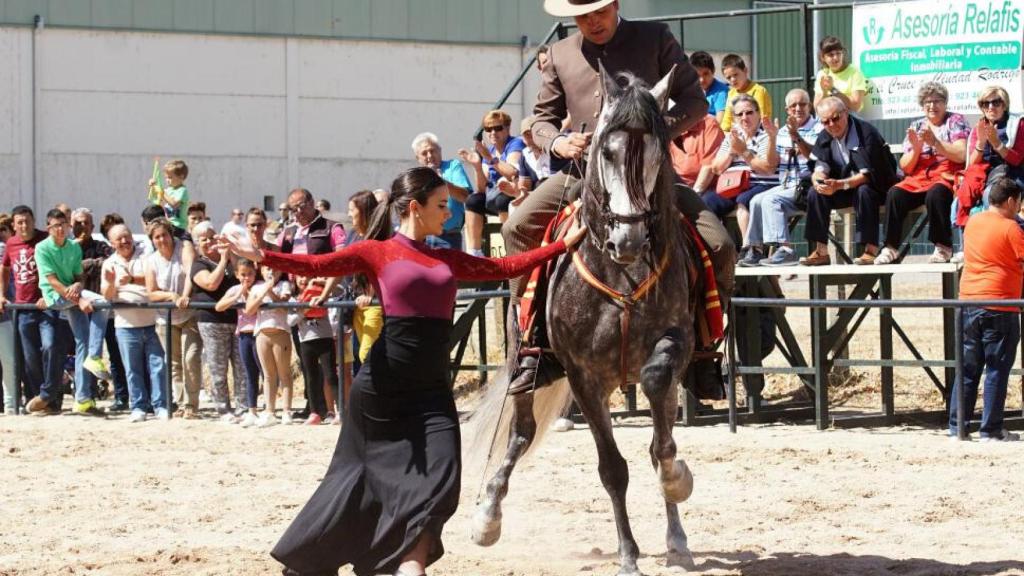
[852,0,1024,120]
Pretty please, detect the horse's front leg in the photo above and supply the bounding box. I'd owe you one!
[641,328,695,569]
[472,392,537,547]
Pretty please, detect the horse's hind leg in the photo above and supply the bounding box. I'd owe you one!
[472,393,537,547]
[641,329,695,569]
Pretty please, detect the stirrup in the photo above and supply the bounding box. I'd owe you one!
[507,355,544,396]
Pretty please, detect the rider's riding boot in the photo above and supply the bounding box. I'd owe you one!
[507,354,540,395]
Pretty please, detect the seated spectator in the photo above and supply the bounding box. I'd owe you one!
[691,50,729,122]
[148,159,190,230]
[813,36,868,113]
[411,132,480,250]
[535,44,549,72]
[519,116,551,197]
[670,114,725,187]
[144,218,202,418]
[956,86,1024,229]
[875,82,968,265]
[186,202,207,233]
[190,221,244,418]
[0,214,18,414]
[101,224,168,422]
[36,208,112,416]
[465,110,526,256]
[1,206,63,415]
[740,88,823,267]
[693,94,780,257]
[951,177,1024,442]
[801,97,898,265]
[721,54,772,132]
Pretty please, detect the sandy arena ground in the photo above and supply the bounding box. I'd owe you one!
[2,267,1024,575]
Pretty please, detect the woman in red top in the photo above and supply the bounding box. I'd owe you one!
[221,166,585,576]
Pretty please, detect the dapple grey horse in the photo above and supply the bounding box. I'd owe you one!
[471,65,698,575]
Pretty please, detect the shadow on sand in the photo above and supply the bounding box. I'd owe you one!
[690,549,1024,576]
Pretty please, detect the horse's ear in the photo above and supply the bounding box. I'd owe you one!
[599,60,621,101]
[650,64,676,113]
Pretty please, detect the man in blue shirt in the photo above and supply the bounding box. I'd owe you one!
[691,51,729,123]
[412,132,486,250]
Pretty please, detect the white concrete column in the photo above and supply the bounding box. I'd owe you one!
[18,28,34,208]
[286,37,299,189]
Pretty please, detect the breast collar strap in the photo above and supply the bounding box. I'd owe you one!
[572,247,671,391]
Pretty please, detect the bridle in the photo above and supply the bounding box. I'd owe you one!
[591,126,660,251]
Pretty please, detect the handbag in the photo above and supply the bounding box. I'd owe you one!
[715,169,749,200]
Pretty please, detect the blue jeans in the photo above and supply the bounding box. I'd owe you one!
[747,182,801,246]
[426,230,464,250]
[116,326,167,412]
[949,307,1020,436]
[105,319,129,404]
[238,331,261,410]
[16,309,65,407]
[701,183,776,220]
[51,292,109,403]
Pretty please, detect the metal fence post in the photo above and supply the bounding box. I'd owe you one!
[955,305,966,440]
[12,308,22,414]
[164,308,173,419]
[725,303,737,433]
[801,4,815,97]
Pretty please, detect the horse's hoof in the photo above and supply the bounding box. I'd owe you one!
[471,508,502,547]
[666,548,696,571]
[551,417,574,432]
[659,460,694,504]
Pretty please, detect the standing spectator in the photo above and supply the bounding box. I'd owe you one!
[221,208,247,240]
[690,50,729,122]
[186,202,207,234]
[411,132,479,250]
[813,36,868,113]
[315,199,331,213]
[216,258,262,428]
[694,94,780,260]
[0,207,60,413]
[801,97,898,266]
[291,275,338,426]
[465,110,525,256]
[101,224,168,422]
[721,54,772,132]
[148,159,191,230]
[244,207,275,252]
[951,178,1024,441]
[34,209,109,416]
[245,265,293,427]
[190,221,244,418]
[875,82,968,265]
[670,114,725,187]
[277,202,292,228]
[345,190,383,415]
[740,88,823,266]
[72,207,129,409]
[145,219,202,419]
[278,188,346,420]
[0,215,18,414]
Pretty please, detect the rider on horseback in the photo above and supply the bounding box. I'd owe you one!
[503,0,736,394]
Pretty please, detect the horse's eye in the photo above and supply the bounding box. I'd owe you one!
[601,147,615,161]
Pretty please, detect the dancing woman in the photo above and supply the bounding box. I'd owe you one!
[220,166,585,576]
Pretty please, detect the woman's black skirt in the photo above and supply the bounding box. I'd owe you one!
[272,317,459,576]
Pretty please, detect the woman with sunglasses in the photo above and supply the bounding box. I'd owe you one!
[955,86,1024,232]
[874,82,968,265]
[464,109,528,256]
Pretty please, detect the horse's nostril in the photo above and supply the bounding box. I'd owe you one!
[605,241,616,253]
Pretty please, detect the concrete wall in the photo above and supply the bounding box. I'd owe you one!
[0,26,533,225]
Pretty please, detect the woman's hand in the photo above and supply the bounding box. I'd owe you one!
[920,126,938,147]
[563,204,588,250]
[729,130,748,156]
[216,232,262,263]
[175,295,190,309]
[355,295,373,308]
[906,126,923,151]
[763,117,780,140]
[457,148,482,166]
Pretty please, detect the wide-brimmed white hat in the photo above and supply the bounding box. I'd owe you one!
[544,0,616,18]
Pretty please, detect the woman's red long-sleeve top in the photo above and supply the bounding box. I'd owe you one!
[260,234,565,320]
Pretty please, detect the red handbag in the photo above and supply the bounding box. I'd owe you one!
[715,169,750,200]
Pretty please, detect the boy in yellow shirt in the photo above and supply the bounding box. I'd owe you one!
[721,54,772,132]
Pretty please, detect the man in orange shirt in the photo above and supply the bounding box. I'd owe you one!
[670,114,724,187]
[952,178,1024,441]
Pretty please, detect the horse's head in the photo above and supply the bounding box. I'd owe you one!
[586,62,675,265]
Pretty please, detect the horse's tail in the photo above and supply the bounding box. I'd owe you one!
[462,364,572,485]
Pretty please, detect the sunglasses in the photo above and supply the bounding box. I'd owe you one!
[979,98,1005,108]
[821,113,845,126]
[483,125,505,133]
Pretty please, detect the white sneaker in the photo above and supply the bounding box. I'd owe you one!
[128,410,147,423]
[258,412,279,428]
[873,246,898,265]
[280,412,293,425]
[155,408,170,421]
[551,417,575,432]
[928,245,952,264]
[951,251,965,263]
[239,412,259,428]
[981,429,1020,442]
[220,412,240,424]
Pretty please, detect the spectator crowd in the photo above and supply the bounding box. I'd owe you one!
[0,35,1022,440]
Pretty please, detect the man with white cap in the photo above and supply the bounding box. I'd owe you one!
[502,0,734,392]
